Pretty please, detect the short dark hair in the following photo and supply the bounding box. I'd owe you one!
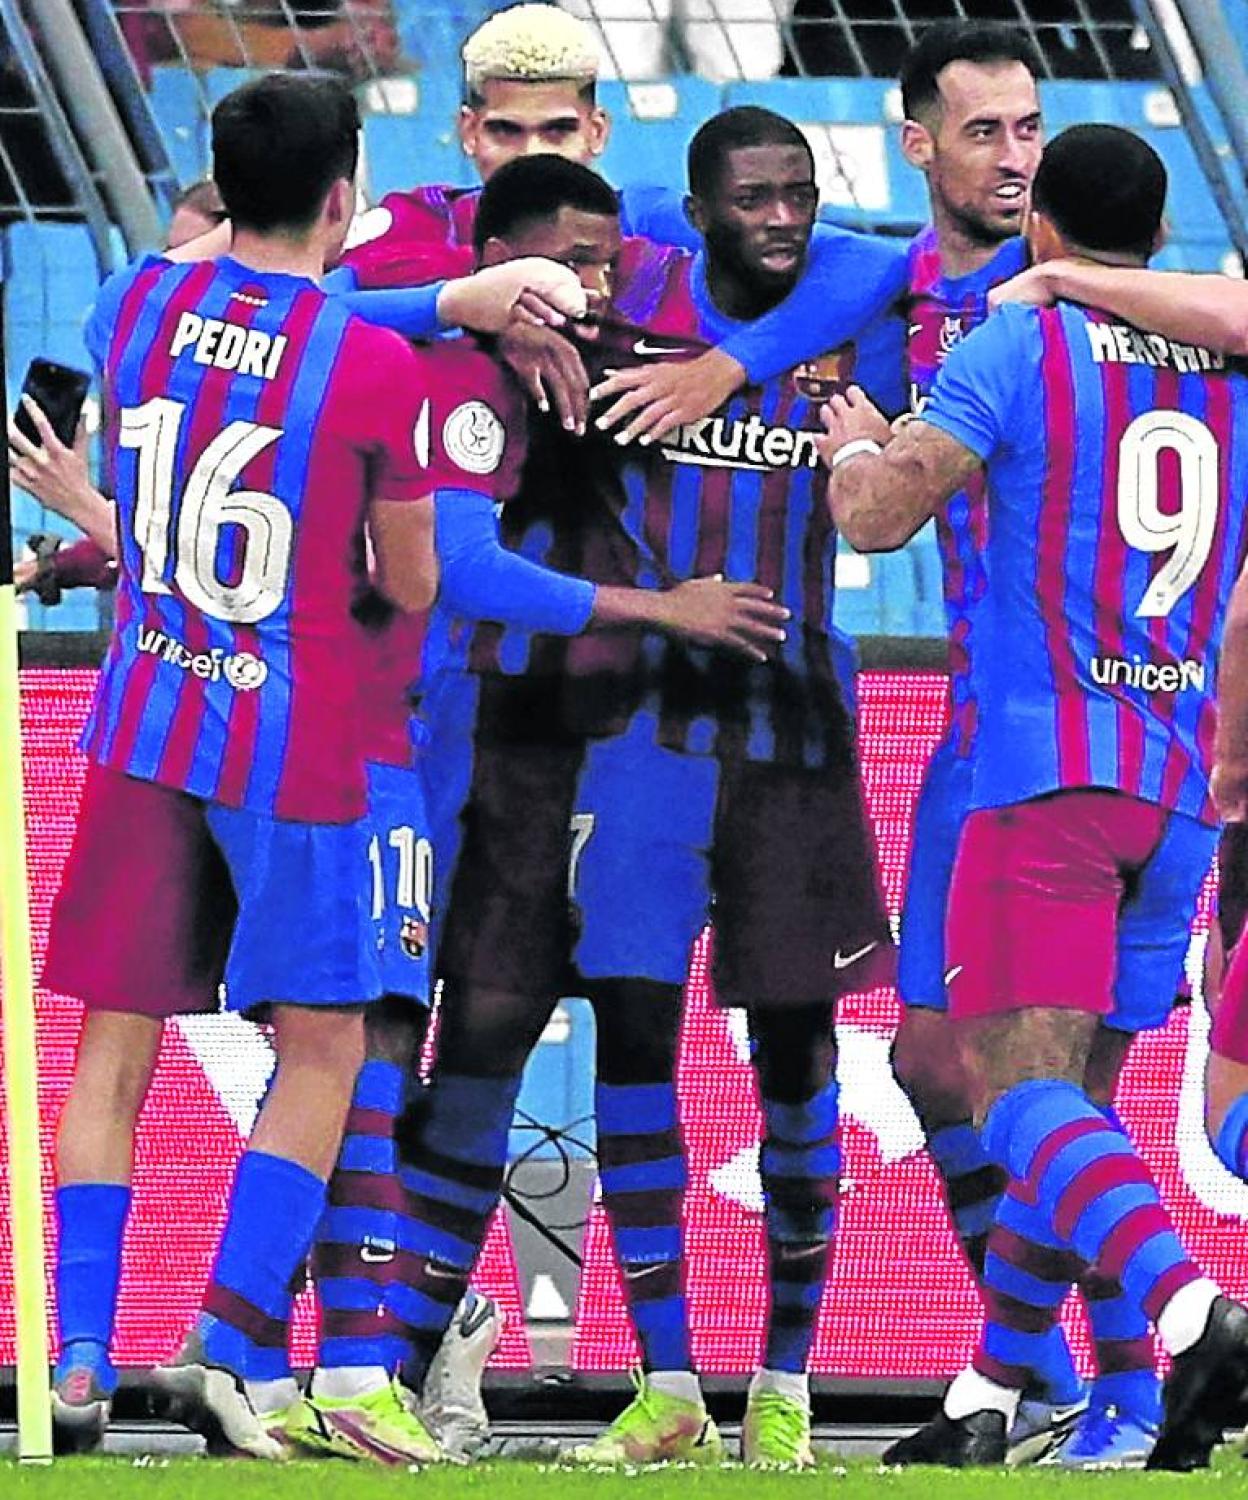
[472,154,618,251]
[1032,124,1166,260]
[900,21,1038,123]
[687,106,813,199]
[212,73,359,235]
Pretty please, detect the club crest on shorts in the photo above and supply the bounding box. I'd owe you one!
[443,401,505,475]
[792,344,856,401]
[399,914,428,959]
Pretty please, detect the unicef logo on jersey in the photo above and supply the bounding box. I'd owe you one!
[442,401,505,476]
[136,628,268,692]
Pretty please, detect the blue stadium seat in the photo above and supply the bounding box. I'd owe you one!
[511,998,596,1161]
[906,521,945,637]
[201,66,259,106]
[598,78,723,190]
[363,107,474,199]
[835,522,945,638]
[148,66,211,186]
[4,223,105,629]
[1041,79,1230,268]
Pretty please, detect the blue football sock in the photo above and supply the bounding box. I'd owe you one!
[926,1119,1005,1268]
[314,1059,406,1372]
[201,1150,325,1380]
[54,1183,130,1389]
[1213,1092,1248,1180]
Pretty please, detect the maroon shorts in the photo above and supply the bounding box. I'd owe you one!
[946,790,1172,1021]
[43,763,236,1018]
[1213,935,1248,1065]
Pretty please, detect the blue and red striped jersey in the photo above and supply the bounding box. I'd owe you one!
[923,299,1248,826]
[905,228,1028,757]
[83,254,458,823]
[475,244,886,768]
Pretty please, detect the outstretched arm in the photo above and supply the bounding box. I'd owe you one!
[989,259,1248,355]
[591,227,909,445]
[435,489,789,660]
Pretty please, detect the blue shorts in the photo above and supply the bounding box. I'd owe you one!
[365,760,433,1005]
[898,741,973,1012]
[414,664,480,967]
[204,803,382,1014]
[573,713,719,986]
[1108,808,1216,1033]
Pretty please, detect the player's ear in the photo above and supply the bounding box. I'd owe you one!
[478,236,509,268]
[325,177,353,228]
[684,193,707,236]
[900,119,934,171]
[1026,207,1062,264]
[1151,218,1168,257]
[459,104,479,158]
[588,105,610,157]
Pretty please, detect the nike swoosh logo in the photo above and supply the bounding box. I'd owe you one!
[426,1261,463,1281]
[633,340,687,357]
[623,1262,669,1281]
[908,324,923,337]
[359,1243,394,1264]
[833,939,879,970]
[944,965,964,985]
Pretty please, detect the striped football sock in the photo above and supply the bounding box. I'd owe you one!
[312,1059,406,1374]
[983,1081,1204,1347]
[596,1081,692,1372]
[760,1079,840,1374]
[391,1071,518,1389]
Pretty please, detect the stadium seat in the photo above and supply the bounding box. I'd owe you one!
[363,106,474,199]
[597,78,724,190]
[4,222,106,630]
[148,66,211,186]
[510,998,596,1161]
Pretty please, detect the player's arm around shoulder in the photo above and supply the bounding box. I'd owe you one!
[816,385,979,552]
[823,302,1036,550]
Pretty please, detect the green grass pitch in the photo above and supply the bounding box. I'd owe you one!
[8,1455,1248,1497]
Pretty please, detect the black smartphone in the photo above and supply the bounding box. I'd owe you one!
[13,357,90,448]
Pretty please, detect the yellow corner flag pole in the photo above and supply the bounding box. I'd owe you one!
[0,298,53,1464]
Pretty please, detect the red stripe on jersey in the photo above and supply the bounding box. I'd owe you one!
[104,264,221,771]
[1093,354,1144,797]
[755,458,790,604]
[691,454,733,578]
[1163,374,1234,810]
[641,456,676,584]
[106,262,171,388]
[155,292,266,790]
[1036,310,1090,786]
[272,315,365,822]
[211,288,324,808]
[1145,369,1185,804]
